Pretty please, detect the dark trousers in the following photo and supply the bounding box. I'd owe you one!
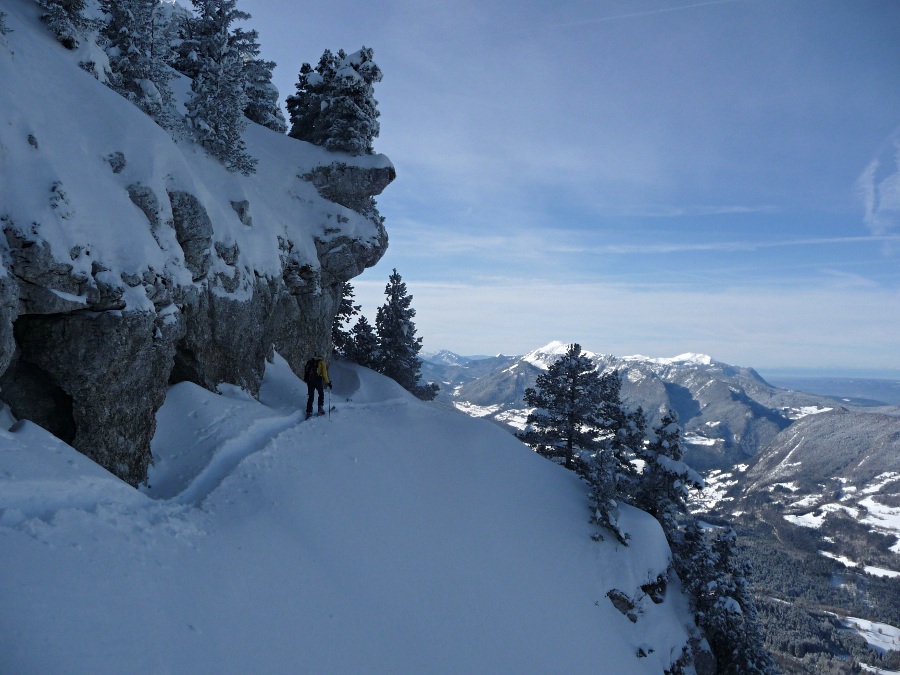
[306,380,325,415]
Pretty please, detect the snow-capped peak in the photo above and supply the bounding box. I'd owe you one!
[421,349,470,366]
[623,353,716,367]
[522,341,600,370]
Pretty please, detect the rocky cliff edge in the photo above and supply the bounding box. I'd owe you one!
[0,1,394,485]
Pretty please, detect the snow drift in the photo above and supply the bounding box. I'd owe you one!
[1,357,698,673]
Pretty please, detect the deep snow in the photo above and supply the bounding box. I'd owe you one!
[1,356,696,673]
[1,5,695,671]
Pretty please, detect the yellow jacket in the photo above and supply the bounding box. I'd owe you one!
[316,358,330,386]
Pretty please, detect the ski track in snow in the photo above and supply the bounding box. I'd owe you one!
[170,410,306,506]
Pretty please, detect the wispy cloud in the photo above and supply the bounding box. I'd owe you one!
[540,0,742,30]
[606,205,779,218]
[857,132,900,236]
[577,235,900,256]
[385,215,900,260]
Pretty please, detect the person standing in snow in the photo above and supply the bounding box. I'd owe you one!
[304,354,331,418]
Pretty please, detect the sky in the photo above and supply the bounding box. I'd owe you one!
[237,0,900,375]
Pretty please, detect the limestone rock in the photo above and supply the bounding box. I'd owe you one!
[230,200,252,227]
[171,278,277,398]
[168,190,213,281]
[3,223,87,313]
[1,166,391,485]
[302,162,396,215]
[5,310,184,486]
[0,271,19,379]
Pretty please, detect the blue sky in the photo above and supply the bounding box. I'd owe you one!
[239,0,900,374]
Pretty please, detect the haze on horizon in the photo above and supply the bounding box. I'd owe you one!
[240,0,900,376]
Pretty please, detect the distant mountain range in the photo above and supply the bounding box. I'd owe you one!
[421,341,880,470]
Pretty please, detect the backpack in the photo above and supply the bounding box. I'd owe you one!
[303,358,317,383]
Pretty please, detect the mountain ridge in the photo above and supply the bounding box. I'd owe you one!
[426,341,842,469]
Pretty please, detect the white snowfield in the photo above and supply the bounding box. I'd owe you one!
[0,357,696,674]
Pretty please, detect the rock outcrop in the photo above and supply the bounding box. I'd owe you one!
[0,16,394,485]
[1,159,391,486]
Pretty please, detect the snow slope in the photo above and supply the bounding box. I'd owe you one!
[0,0,391,304]
[1,356,696,673]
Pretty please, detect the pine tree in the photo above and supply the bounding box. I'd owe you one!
[101,0,178,130]
[230,25,287,133]
[286,46,382,155]
[345,315,378,369]
[38,0,88,49]
[332,282,361,356]
[374,269,437,400]
[185,0,256,174]
[519,349,641,543]
[633,410,703,545]
[519,343,605,470]
[679,523,778,674]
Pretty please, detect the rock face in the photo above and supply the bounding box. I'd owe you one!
[303,162,396,216]
[0,8,395,486]
[0,167,391,486]
[4,311,183,482]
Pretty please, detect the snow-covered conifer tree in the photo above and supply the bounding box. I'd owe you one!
[171,7,202,79]
[519,343,605,470]
[374,269,437,400]
[39,0,88,49]
[286,46,381,155]
[101,0,178,129]
[633,410,703,544]
[185,0,256,174]
[332,282,360,357]
[520,350,642,543]
[230,25,287,133]
[345,315,379,369]
[679,523,777,674]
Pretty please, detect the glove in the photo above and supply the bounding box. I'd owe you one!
[327,382,333,389]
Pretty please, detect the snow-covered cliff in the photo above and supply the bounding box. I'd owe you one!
[0,0,393,485]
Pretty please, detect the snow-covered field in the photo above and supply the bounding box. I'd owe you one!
[1,357,695,674]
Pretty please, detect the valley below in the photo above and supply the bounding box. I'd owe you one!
[423,343,900,674]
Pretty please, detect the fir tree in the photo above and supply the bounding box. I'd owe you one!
[39,0,88,49]
[345,315,379,369]
[185,0,256,174]
[633,410,703,545]
[101,0,178,129]
[230,25,287,133]
[679,523,778,674]
[374,269,437,400]
[286,46,382,155]
[332,282,361,357]
[519,343,605,470]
